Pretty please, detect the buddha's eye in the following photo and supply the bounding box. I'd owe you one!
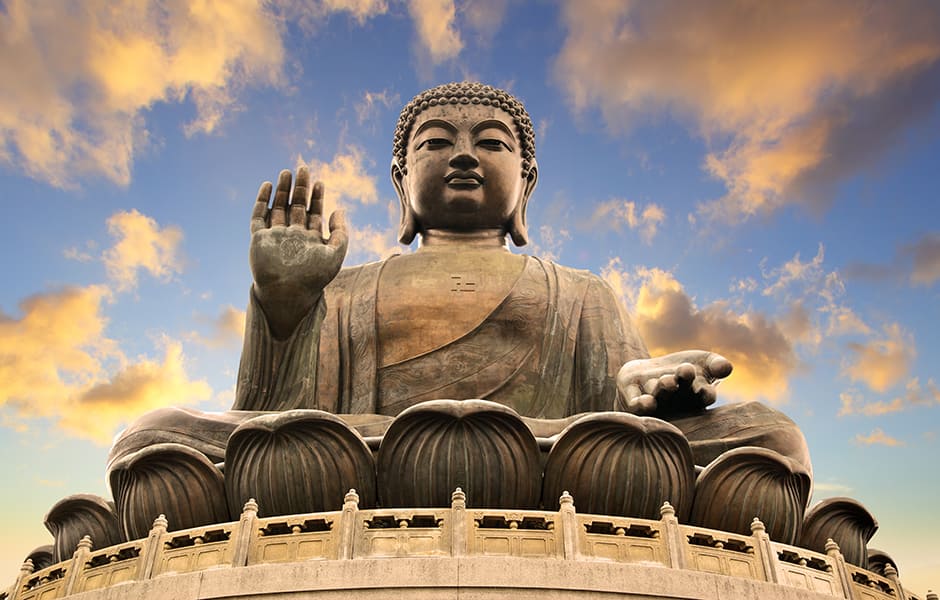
[478,138,511,151]
[416,137,452,151]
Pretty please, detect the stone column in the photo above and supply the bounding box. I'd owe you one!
[826,538,856,600]
[451,488,467,557]
[231,498,260,567]
[62,535,93,595]
[337,489,359,560]
[660,501,687,570]
[139,514,168,580]
[9,558,35,600]
[750,517,782,584]
[558,491,581,560]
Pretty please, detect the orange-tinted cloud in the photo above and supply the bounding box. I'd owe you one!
[189,305,247,348]
[854,428,904,447]
[587,199,665,244]
[408,0,463,64]
[103,210,184,291]
[0,286,210,444]
[0,0,286,188]
[842,323,915,393]
[602,261,800,403]
[554,1,940,223]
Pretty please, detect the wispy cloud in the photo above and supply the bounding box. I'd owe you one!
[854,428,905,447]
[188,305,246,348]
[554,0,940,224]
[586,199,665,244]
[846,232,940,287]
[355,89,400,125]
[0,0,286,188]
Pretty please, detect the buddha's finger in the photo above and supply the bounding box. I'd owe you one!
[629,394,657,415]
[659,373,678,393]
[327,210,349,251]
[692,377,717,408]
[676,362,696,387]
[620,383,643,407]
[270,170,292,227]
[250,181,273,234]
[290,167,310,226]
[643,377,661,397]
[308,180,324,217]
[704,353,733,382]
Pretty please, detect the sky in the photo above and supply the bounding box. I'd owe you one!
[1,0,938,594]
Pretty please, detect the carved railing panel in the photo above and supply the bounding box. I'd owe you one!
[681,525,761,580]
[155,525,234,576]
[74,541,143,593]
[470,510,559,558]
[577,515,667,565]
[250,513,338,564]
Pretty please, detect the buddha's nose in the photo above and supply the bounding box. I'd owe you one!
[449,137,479,169]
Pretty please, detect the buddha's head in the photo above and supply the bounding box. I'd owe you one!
[392,82,538,246]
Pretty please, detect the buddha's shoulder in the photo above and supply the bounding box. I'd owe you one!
[524,255,609,286]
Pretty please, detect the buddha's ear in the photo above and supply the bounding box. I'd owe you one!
[392,160,418,245]
[509,161,538,247]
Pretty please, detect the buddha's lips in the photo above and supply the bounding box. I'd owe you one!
[445,171,484,186]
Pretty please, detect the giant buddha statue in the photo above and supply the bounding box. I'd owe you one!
[94,82,835,562]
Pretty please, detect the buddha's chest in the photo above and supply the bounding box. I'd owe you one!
[375,251,527,367]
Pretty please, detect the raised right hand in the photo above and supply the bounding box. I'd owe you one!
[249,167,348,339]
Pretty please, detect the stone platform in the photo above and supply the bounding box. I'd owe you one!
[6,491,924,600]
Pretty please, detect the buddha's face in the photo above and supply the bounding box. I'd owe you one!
[395,103,536,235]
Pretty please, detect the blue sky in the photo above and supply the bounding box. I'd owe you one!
[1,0,938,593]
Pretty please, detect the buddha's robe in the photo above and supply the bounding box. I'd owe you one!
[110,255,810,475]
[233,255,648,418]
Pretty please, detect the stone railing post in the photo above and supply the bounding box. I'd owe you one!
[62,535,93,595]
[659,501,687,570]
[750,517,782,584]
[826,538,857,600]
[9,558,35,600]
[337,489,359,560]
[231,498,260,567]
[139,514,169,580]
[451,488,467,557]
[882,563,905,599]
[558,491,581,560]
[925,590,938,600]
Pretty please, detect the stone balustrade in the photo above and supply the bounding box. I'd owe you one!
[4,490,927,600]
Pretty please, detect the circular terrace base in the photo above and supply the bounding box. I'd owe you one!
[65,557,844,600]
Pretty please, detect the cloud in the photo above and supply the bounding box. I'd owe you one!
[299,146,379,219]
[762,243,825,297]
[348,224,403,262]
[64,339,211,443]
[528,225,571,263]
[0,286,210,444]
[188,305,246,348]
[280,0,389,30]
[0,0,286,188]
[103,210,184,291]
[554,1,940,224]
[355,89,400,125]
[602,260,800,403]
[845,232,940,287]
[905,232,940,285]
[854,428,904,447]
[838,390,905,417]
[408,0,463,64]
[587,199,666,244]
[842,323,915,393]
